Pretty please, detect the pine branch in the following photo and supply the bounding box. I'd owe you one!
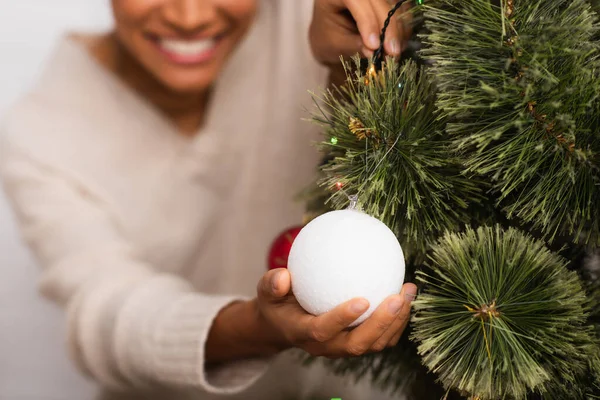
[412,225,596,399]
[304,1,600,398]
[310,57,483,257]
[421,0,600,245]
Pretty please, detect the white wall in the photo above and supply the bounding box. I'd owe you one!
[0,2,113,399]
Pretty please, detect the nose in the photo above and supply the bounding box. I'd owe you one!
[162,0,217,34]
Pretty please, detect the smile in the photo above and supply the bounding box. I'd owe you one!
[152,36,220,65]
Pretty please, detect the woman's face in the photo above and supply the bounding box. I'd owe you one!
[111,0,257,93]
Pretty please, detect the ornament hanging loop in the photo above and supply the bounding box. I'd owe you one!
[347,194,359,210]
[372,0,408,70]
[335,183,361,211]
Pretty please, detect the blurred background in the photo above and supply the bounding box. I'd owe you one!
[0,2,113,398]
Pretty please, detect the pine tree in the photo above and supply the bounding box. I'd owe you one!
[307,0,600,398]
[312,58,481,258]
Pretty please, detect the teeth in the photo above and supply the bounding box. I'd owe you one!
[159,38,215,56]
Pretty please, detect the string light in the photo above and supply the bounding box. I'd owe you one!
[335,182,344,190]
[367,63,377,77]
[372,0,407,69]
[330,137,338,145]
[365,63,377,85]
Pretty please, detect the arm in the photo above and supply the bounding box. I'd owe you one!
[205,299,285,363]
[0,140,416,382]
[0,141,273,394]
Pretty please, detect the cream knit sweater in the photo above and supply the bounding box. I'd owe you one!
[0,1,401,399]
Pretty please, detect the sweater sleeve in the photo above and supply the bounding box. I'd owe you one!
[0,140,271,394]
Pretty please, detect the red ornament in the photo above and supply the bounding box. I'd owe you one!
[267,226,303,270]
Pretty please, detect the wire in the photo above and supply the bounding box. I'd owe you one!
[373,0,408,70]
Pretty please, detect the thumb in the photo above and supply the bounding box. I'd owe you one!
[257,268,291,302]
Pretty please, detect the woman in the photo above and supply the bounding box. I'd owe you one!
[0,0,416,399]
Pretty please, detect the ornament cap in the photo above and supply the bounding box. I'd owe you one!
[347,194,360,210]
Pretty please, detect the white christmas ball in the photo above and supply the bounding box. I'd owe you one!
[288,209,405,326]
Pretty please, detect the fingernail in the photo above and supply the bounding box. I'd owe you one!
[405,287,418,302]
[271,271,282,291]
[368,33,380,49]
[351,299,369,314]
[388,298,404,315]
[390,39,400,55]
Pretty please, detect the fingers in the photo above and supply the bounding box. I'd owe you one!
[376,312,408,349]
[401,282,418,304]
[257,268,291,302]
[388,283,417,346]
[376,283,418,348]
[256,269,318,346]
[312,0,414,65]
[342,0,413,59]
[342,294,405,355]
[343,0,381,51]
[255,269,420,356]
[371,0,402,56]
[322,283,417,357]
[310,0,364,63]
[305,298,370,342]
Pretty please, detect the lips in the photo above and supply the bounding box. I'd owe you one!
[151,35,221,65]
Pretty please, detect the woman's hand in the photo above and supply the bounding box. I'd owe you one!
[255,268,417,358]
[310,0,413,65]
